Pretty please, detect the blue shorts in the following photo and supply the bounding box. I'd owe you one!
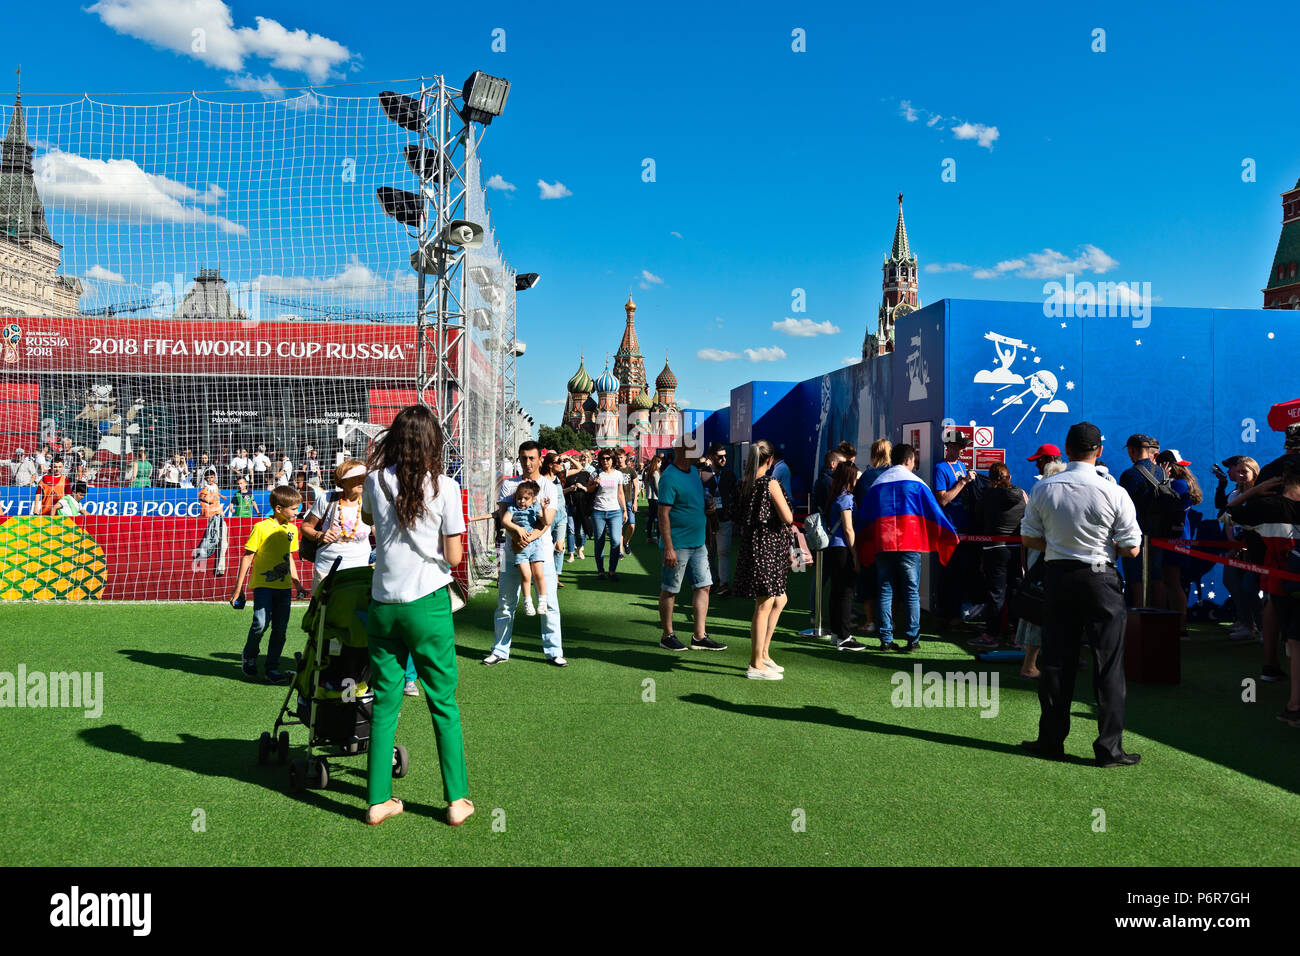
[625,503,636,526]
[660,545,711,594]
[511,536,549,566]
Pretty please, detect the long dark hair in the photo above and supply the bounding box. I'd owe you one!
[829,460,858,504]
[367,404,444,527]
[741,440,773,503]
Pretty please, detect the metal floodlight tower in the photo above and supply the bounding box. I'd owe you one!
[375,73,507,482]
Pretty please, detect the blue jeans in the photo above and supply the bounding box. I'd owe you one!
[592,508,624,573]
[877,551,921,645]
[551,513,566,577]
[492,556,564,660]
[243,587,292,670]
[566,514,585,554]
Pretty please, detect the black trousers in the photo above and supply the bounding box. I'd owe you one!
[1038,560,1128,760]
[983,545,1022,637]
[824,546,856,642]
[938,540,979,619]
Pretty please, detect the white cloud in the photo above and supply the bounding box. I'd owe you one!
[670,230,683,238]
[896,99,999,149]
[84,265,125,283]
[226,72,284,97]
[952,121,999,150]
[638,270,664,290]
[536,399,566,406]
[772,317,840,337]
[924,262,970,274]
[841,356,860,365]
[697,348,740,362]
[486,174,516,192]
[87,0,354,83]
[33,149,247,235]
[745,346,787,363]
[254,255,389,300]
[973,245,1118,280]
[537,179,572,199]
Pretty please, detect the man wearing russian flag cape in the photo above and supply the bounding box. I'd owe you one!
[855,443,958,651]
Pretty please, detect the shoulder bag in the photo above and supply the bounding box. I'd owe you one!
[299,491,338,563]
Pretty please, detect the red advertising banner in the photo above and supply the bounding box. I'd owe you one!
[0,316,452,380]
[0,492,472,603]
[974,448,1006,471]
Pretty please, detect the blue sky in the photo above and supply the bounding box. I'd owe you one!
[9,0,1300,423]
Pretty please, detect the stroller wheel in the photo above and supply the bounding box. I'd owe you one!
[289,759,307,794]
[393,745,410,779]
[257,732,272,766]
[312,758,330,791]
[276,731,290,765]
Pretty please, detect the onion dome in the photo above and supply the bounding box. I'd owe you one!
[594,360,620,395]
[655,355,677,391]
[629,388,653,412]
[582,394,598,412]
[567,356,594,394]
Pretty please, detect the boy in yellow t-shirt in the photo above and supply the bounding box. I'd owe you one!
[230,485,303,684]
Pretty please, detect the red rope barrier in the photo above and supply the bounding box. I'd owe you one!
[1147,537,1300,582]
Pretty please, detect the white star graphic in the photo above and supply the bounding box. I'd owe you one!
[1060,322,1067,329]
[1033,356,1041,363]
[1059,365,1065,370]
[1135,339,1142,346]
[1065,381,1075,390]
[1030,346,1037,352]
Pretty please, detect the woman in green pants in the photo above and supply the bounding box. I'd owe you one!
[360,405,473,827]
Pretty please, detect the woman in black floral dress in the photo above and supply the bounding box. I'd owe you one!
[733,440,796,680]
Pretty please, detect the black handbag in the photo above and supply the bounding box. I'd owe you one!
[1012,553,1047,626]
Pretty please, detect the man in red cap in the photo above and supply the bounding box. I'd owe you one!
[1027,444,1062,478]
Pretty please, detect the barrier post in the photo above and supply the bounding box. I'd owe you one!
[800,549,830,640]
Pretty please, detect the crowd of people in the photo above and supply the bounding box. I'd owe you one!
[2,440,331,492]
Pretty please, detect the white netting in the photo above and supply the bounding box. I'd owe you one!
[0,85,508,601]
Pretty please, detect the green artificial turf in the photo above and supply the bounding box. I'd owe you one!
[2,525,1298,866]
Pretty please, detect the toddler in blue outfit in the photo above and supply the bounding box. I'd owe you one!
[501,480,550,615]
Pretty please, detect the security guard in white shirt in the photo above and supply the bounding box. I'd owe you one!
[1019,422,1144,768]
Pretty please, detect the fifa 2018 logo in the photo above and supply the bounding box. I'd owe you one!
[2,323,20,365]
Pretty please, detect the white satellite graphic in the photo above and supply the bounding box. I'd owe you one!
[992,368,1069,434]
[974,331,1026,385]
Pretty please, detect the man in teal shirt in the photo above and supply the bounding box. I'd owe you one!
[656,441,727,652]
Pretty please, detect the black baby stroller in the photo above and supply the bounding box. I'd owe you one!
[256,558,410,793]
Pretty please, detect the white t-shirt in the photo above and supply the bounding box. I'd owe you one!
[275,458,293,486]
[231,455,250,476]
[159,461,180,483]
[590,469,626,512]
[498,475,558,516]
[252,453,271,474]
[308,490,372,582]
[364,468,465,604]
[14,457,37,485]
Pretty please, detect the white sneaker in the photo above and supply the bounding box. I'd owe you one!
[763,660,785,673]
[536,594,549,614]
[566,554,574,564]
[523,599,537,616]
[746,666,784,680]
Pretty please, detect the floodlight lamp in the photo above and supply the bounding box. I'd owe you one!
[376,186,423,227]
[515,273,540,291]
[403,145,455,184]
[438,219,484,248]
[468,265,498,287]
[410,245,458,275]
[460,71,510,125]
[379,91,425,132]
[513,340,527,357]
[469,308,492,330]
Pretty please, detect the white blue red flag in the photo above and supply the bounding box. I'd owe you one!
[855,465,959,565]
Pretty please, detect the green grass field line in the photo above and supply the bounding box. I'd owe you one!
[2,526,1298,865]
